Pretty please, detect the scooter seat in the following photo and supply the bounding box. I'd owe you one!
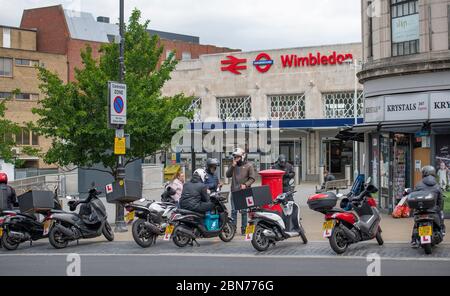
[18,212,37,220]
[177,209,205,218]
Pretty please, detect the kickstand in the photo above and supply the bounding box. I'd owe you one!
[30,241,33,246]
[190,239,200,247]
[77,239,79,245]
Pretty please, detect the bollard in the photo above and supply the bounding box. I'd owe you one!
[345,164,352,186]
[319,166,325,186]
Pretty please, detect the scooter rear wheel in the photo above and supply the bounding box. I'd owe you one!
[251,224,271,252]
[329,225,348,254]
[48,226,69,249]
[172,226,191,248]
[1,232,19,251]
[423,243,432,255]
[132,219,155,248]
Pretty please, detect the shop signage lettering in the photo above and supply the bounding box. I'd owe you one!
[364,96,384,122]
[384,93,428,121]
[434,101,450,109]
[386,103,417,112]
[281,52,353,68]
[430,91,450,119]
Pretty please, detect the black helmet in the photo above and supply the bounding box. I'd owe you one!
[278,154,287,165]
[421,165,436,178]
[206,158,219,167]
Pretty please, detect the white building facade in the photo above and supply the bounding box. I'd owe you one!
[163,43,363,182]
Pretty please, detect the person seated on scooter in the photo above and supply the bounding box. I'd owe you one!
[205,158,222,193]
[272,154,295,195]
[179,168,215,215]
[0,172,18,210]
[410,165,445,248]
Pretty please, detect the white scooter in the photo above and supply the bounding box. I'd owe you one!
[246,180,308,251]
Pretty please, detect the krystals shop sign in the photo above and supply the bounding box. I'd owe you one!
[364,91,450,122]
[221,51,353,75]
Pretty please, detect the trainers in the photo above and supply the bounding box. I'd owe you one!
[410,241,419,249]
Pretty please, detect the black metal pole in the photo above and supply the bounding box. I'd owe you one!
[114,0,127,232]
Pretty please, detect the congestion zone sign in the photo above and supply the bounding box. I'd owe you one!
[109,81,127,125]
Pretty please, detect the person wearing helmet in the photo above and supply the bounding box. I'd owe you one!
[226,147,256,235]
[179,168,215,214]
[205,158,221,193]
[410,165,446,247]
[0,172,18,210]
[272,154,295,193]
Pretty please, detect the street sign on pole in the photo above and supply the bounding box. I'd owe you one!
[114,137,126,155]
[109,81,127,126]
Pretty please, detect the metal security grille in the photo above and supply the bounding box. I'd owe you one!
[268,94,305,119]
[188,97,202,122]
[323,92,363,118]
[217,96,252,121]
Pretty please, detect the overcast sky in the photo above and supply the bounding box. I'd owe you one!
[1,0,362,51]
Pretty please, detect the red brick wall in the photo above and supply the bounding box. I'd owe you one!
[160,39,239,60]
[67,39,103,82]
[20,5,69,55]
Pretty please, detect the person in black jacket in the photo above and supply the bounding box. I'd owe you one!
[272,154,295,193]
[411,165,446,247]
[179,168,215,214]
[0,172,18,210]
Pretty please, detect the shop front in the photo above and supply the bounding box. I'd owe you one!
[358,90,450,213]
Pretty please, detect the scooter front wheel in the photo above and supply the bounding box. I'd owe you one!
[299,224,308,244]
[172,226,191,248]
[251,224,270,252]
[375,228,384,246]
[329,225,348,254]
[48,226,69,249]
[219,221,236,242]
[103,221,114,242]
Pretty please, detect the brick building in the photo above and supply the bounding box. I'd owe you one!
[20,5,238,81]
[0,25,67,175]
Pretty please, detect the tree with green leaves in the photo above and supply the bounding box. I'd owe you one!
[32,9,192,178]
[0,99,21,164]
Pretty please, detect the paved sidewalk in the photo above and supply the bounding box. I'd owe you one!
[110,182,449,243]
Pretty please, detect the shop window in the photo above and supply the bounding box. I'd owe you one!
[268,94,305,120]
[15,59,39,67]
[188,97,202,122]
[217,96,252,121]
[323,91,363,118]
[391,0,419,56]
[0,57,13,76]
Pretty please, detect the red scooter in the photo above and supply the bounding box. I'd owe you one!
[308,177,384,254]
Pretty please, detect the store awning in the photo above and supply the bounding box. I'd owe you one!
[352,122,380,133]
[379,121,425,133]
[429,120,450,134]
[335,127,365,142]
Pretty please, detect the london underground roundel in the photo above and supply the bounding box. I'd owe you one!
[253,52,273,73]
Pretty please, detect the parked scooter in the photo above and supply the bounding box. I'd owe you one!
[246,181,308,251]
[125,196,177,248]
[44,185,114,249]
[308,177,383,254]
[1,188,63,251]
[405,188,445,254]
[167,189,235,247]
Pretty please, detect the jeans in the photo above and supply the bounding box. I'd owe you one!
[231,196,247,231]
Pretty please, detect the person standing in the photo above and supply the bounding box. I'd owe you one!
[205,158,221,193]
[272,154,295,193]
[226,148,256,235]
[169,171,185,203]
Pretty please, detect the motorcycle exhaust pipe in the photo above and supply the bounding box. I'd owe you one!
[340,224,357,242]
[144,222,163,235]
[8,231,27,242]
[175,226,195,239]
[262,229,276,238]
[54,224,75,239]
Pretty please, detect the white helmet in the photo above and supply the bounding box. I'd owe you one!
[193,168,207,182]
[232,147,246,160]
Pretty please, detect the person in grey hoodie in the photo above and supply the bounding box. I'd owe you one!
[226,148,256,235]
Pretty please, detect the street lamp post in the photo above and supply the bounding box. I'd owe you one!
[114,0,127,232]
[352,59,361,181]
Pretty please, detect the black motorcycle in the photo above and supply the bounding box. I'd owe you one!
[167,190,235,247]
[406,188,445,254]
[45,186,114,249]
[1,188,62,251]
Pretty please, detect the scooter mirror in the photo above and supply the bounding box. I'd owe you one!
[139,197,146,202]
[66,195,73,200]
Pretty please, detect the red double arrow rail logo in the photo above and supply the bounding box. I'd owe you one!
[221,55,247,75]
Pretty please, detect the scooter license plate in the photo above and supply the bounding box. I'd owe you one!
[419,225,432,237]
[245,224,255,241]
[323,220,334,238]
[164,224,174,240]
[43,220,53,236]
[125,211,135,223]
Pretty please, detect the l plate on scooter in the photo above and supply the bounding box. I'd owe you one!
[245,224,255,241]
[0,227,3,237]
[125,211,135,223]
[43,220,53,236]
[322,220,334,238]
[164,224,174,240]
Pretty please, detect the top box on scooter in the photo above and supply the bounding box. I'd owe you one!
[231,186,273,210]
[105,179,143,204]
[307,192,338,213]
[18,190,54,214]
[407,191,437,210]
